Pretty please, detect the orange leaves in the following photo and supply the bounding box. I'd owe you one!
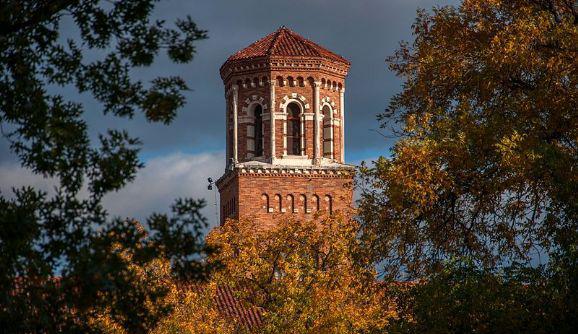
[383,138,450,211]
[206,217,393,333]
[360,0,578,278]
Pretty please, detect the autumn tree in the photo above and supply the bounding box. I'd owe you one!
[358,0,578,332]
[358,0,578,278]
[206,217,393,334]
[85,222,235,334]
[0,0,209,332]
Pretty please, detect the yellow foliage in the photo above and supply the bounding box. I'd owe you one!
[206,217,394,334]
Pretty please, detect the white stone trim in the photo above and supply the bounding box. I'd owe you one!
[279,94,310,111]
[270,80,276,159]
[303,113,315,121]
[238,115,254,124]
[274,113,287,120]
[313,82,321,162]
[241,95,267,116]
[232,85,239,163]
[339,89,345,162]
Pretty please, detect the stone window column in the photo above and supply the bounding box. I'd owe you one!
[232,84,239,163]
[313,81,321,162]
[269,80,276,159]
[339,87,345,162]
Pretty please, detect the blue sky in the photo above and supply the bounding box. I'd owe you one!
[0,0,458,226]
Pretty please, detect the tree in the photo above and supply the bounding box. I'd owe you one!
[85,226,235,334]
[205,217,393,334]
[0,0,209,332]
[358,0,578,279]
[388,230,578,334]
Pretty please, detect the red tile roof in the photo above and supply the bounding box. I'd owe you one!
[226,26,350,65]
[214,285,263,330]
[187,282,263,330]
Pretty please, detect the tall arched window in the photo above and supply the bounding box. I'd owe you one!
[300,194,307,213]
[254,104,263,156]
[287,102,301,155]
[322,105,333,158]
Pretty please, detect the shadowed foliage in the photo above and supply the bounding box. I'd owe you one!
[0,1,210,332]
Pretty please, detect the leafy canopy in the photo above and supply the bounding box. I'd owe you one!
[0,0,209,332]
[358,0,578,278]
[206,217,393,334]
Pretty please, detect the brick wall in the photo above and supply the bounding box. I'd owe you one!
[218,169,354,226]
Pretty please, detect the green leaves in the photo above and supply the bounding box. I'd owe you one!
[147,198,211,281]
[142,76,188,123]
[0,0,208,332]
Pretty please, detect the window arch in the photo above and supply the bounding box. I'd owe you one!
[322,105,333,158]
[286,102,301,155]
[287,194,295,213]
[262,194,269,212]
[300,194,307,213]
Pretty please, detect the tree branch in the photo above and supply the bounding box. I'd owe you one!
[0,0,79,37]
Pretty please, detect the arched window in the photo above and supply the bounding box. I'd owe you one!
[262,194,269,212]
[275,194,282,213]
[287,102,301,155]
[324,195,333,214]
[300,194,307,213]
[254,104,263,156]
[322,105,333,158]
[313,195,320,212]
[287,194,295,213]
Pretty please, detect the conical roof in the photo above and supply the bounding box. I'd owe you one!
[225,26,350,65]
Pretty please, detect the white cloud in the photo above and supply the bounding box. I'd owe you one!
[102,151,224,226]
[0,151,225,227]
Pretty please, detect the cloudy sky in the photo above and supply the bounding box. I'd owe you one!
[0,0,458,226]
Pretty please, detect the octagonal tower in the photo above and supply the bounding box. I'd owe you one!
[216,27,354,226]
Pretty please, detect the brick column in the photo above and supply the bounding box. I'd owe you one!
[232,84,239,163]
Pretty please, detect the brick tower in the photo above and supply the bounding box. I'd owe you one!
[216,27,354,226]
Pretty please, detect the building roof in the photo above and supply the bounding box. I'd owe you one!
[225,26,350,65]
[214,285,263,330]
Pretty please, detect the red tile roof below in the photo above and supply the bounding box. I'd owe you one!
[226,26,350,65]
